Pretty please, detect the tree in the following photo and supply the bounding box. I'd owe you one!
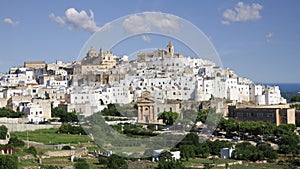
[8,135,25,147]
[278,133,300,155]
[25,146,37,156]
[178,133,199,147]
[51,107,78,123]
[179,145,195,161]
[256,142,277,160]
[158,111,179,125]
[74,158,90,169]
[196,109,209,123]
[98,157,108,165]
[196,143,210,158]
[232,142,265,162]
[58,124,86,135]
[0,107,24,118]
[157,151,186,169]
[0,155,18,169]
[207,140,233,155]
[291,96,300,102]
[0,125,8,139]
[107,154,128,169]
[101,104,121,116]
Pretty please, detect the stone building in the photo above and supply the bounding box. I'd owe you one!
[228,105,295,126]
[137,91,181,124]
[137,41,184,61]
[24,61,46,69]
[75,47,117,74]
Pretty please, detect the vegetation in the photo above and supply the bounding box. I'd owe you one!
[291,104,300,110]
[101,104,122,116]
[218,118,297,138]
[51,107,78,123]
[58,124,86,135]
[157,151,186,169]
[196,109,209,123]
[0,155,18,169]
[291,96,300,102]
[176,133,233,161]
[107,154,128,169]
[74,158,90,169]
[8,135,25,147]
[13,128,91,145]
[232,142,277,162]
[0,107,24,118]
[0,125,8,139]
[158,111,179,125]
[25,146,37,156]
[278,133,300,155]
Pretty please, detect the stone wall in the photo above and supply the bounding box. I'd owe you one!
[3,124,60,132]
[44,148,87,157]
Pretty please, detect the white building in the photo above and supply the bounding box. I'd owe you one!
[24,103,46,123]
[220,148,234,159]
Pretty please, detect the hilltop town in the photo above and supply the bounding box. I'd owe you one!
[0,42,293,124]
[0,42,299,168]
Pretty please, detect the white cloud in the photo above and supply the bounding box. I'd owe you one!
[3,18,19,26]
[49,13,65,26]
[265,32,273,43]
[122,12,180,34]
[49,8,100,33]
[142,35,151,43]
[221,2,263,25]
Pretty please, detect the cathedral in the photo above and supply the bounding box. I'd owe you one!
[137,41,184,61]
[77,47,117,74]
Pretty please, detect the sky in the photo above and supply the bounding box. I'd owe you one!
[1,0,300,83]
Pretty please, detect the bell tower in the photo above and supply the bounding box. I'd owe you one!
[167,41,174,57]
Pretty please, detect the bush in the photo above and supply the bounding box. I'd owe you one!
[0,125,8,139]
[107,154,128,169]
[74,158,89,169]
[291,96,300,102]
[8,136,25,147]
[25,146,37,156]
[98,157,108,165]
[0,108,24,118]
[100,104,121,116]
[41,165,60,169]
[0,155,18,169]
[51,107,78,123]
[58,124,86,135]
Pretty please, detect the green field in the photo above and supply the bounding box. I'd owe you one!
[182,158,288,169]
[226,163,288,169]
[13,128,92,145]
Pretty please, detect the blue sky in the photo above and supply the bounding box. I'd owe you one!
[1,1,300,83]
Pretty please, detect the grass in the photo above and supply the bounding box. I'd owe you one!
[13,128,92,145]
[183,157,236,166]
[226,162,287,169]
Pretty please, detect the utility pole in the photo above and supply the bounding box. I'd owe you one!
[26,130,29,148]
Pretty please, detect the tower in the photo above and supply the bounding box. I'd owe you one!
[167,41,174,57]
[99,48,104,57]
